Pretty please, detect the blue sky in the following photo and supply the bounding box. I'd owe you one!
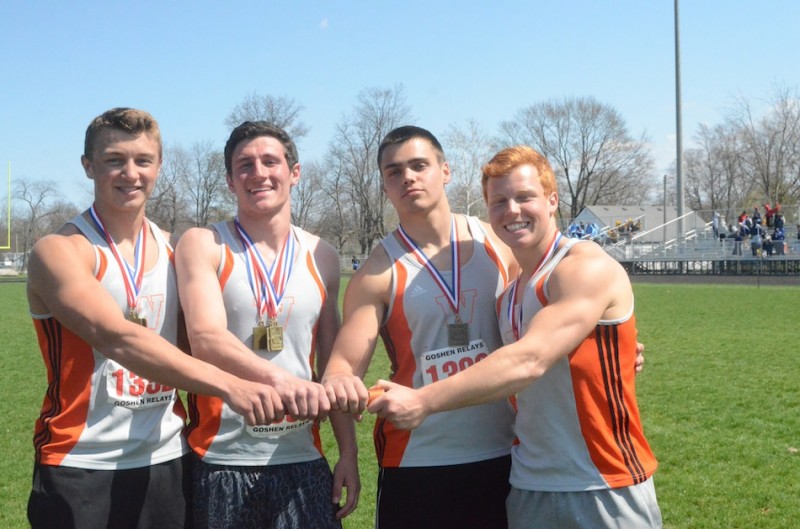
[2,1,799,206]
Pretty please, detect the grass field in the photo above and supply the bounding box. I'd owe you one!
[2,279,799,528]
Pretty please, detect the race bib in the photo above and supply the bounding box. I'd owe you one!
[420,339,489,385]
[245,416,312,438]
[105,361,176,409]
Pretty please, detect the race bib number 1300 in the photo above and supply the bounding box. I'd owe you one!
[105,362,176,409]
[420,339,489,385]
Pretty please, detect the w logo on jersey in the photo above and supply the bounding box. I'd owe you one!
[434,289,478,324]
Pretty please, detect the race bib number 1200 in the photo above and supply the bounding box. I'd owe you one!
[420,339,489,385]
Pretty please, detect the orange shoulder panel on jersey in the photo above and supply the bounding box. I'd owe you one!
[32,318,96,465]
[482,232,509,286]
[95,248,108,280]
[305,251,326,304]
[568,316,657,487]
[218,245,235,289]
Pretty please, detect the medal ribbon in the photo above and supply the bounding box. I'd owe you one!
[396,215,461,318]
[234,219,295,323]
[508,231,562,340]
[89,205,146,315]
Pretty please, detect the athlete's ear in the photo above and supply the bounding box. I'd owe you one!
[441,161,451,185]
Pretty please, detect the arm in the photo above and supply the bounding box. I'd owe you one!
[27,231,282,425]
[174,227,328,421]
[321,247,392,414]
[312,241,360,519]
[370,244,632,429]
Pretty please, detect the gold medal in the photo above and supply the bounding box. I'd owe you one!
[448,322,469,347]
[127,309,147,327]
[253,322,268,351]
[267,319,284,352]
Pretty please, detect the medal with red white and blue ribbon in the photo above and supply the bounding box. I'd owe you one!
[89,204,148,326]
[397,215,468,346]
[508,231,562,341]
[234,218,294,351]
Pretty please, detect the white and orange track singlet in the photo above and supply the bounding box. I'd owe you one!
[377,215,517,467]
[31,212,187,470]
[186,222,326,466]
[497,239,658,491]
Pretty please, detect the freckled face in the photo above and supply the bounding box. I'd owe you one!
[486,164,558,249]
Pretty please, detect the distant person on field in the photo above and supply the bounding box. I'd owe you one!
[25,108,285,529]
[175,121,358,528]
[370,145,662,529]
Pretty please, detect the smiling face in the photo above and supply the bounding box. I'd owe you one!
[227,135,299,217]
[380,137,451,216]
[486,163,558,251]
[81,129,161,213]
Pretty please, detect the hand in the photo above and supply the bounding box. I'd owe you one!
[323,374,369,415]
[635,341,645,374]
[367,380,429,430]
[224,378,284,426]
[331,449,361,519]
[267,371,331,421]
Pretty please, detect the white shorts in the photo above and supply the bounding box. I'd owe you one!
[506,476,662,529]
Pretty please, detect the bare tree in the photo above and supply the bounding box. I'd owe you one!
[499,96,655,221]
[291,160,326,231]
[149,145,191,234]
[443,120,496,218]
[326,84,412,253]
[731,86,800,207]
[225,92,310,141]
[14,180,58,272]
[317,159,358,252]
[182,141,230,227]
[684,122,750,222]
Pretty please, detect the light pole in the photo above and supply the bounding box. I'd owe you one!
[674,0,685,247]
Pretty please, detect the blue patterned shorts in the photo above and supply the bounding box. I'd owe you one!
[192,456,341,529]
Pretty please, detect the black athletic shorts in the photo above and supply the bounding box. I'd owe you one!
[28,454,192,529]
[376,455,511,529]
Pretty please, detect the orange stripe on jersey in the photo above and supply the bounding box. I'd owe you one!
[375,260,413,466]
[95,248,108,280]
[569,316,657,487]
[185,392,225,458]
[32,318,96,465]
[218,245,235,289]
[306,251,326,305]
[482,234,509,286]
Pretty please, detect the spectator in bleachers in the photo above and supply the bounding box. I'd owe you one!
[762,234,774,256]
[750,227,763,256]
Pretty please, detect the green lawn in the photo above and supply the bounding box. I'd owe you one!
[2,279,799,528]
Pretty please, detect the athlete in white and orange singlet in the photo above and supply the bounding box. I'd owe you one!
[323,126,518,529]
[371,145,662,529]
[26,108,284,529]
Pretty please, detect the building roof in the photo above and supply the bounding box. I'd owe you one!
[570,205,706,243]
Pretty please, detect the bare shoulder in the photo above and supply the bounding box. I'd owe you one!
[551,241,632,317]
[27,230,97,312]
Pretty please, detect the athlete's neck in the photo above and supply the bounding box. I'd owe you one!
[398,206,454,250]
[89,202,146,245]
[514,226,562,277]
[235,208,292,251]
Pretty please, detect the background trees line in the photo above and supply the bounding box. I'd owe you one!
[5,84,800,271]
